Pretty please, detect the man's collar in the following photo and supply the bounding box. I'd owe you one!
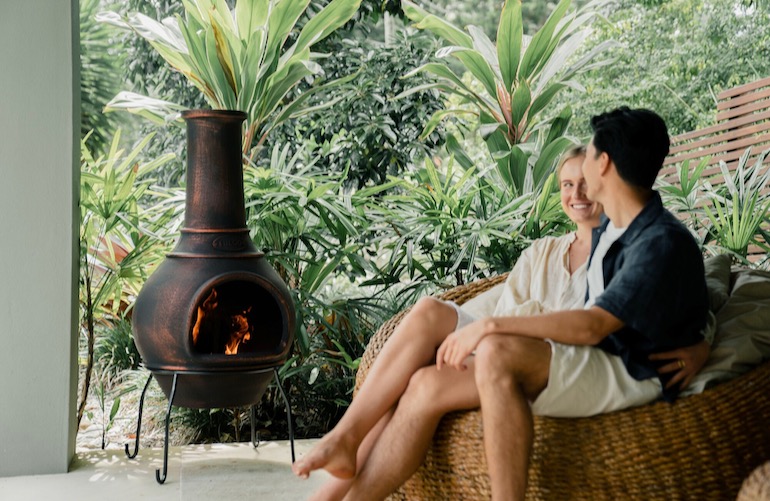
[593,191,664,244]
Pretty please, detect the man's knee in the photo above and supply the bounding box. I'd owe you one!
[474,335,550,391]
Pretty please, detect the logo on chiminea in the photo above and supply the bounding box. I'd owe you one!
[212,235,247,251]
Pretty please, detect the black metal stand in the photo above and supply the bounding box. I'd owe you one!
[124,373,153,459]
[125,368,295,484]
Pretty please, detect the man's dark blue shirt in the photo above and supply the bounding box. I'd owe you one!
[587,191,708,401]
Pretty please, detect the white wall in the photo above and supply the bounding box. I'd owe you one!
[0,0,79,476]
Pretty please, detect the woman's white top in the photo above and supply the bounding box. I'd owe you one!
[461,232,587,318]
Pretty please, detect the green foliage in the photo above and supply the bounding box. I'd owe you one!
[556,0,770,137]
[703,149,770,261]
[78,129,175,427]
[279,29,446,188]
[242,144,390,355]
[99,0,364,158]
[659,148,770,265]
[400,0,614,196]
[80,130,176,318]
[80,0,124,154]
[94,318,142,377]
[420,0,592,40]
[364,154,569,304]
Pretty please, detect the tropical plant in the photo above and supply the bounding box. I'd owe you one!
[703,148,770,261]
[98,0,363,158]
[80,0,125,154]
[238,144,399,438]
[365,154,566,303]
[78,130,175,427]
[94,317,142,378]
[276,29,447,188]
[657,156,710,235]
[398,0,614,196]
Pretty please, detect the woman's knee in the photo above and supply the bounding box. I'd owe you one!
[400,297,457,338]
[409,296,449,320]
[400,366,454,414]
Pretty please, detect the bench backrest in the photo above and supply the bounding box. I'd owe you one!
[661,75,770,179]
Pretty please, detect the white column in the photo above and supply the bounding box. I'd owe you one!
[0,0,79,476]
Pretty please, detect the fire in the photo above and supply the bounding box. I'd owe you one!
[224,306,252,355]
[191,288,253,355]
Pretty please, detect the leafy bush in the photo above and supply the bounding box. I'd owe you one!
[276,29,447,188]
[555,0,770,137]
[94,318,142,378]
[80,0,125,154]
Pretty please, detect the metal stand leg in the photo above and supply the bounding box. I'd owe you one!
[156,373,178,484]
[273,367,295,463]
[250,405,260,449]
[125,373,153,459]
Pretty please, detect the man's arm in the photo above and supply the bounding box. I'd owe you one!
[437,306,623,371]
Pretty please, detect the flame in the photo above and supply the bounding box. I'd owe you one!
[191,288,253,355]
[224,306,252,355]
[192,289,219,347]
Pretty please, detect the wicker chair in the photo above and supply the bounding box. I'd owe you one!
[355,275,770,501]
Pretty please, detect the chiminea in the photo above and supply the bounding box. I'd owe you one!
[132,109,295,409]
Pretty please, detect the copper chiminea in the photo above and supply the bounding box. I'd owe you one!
[125,110,296,483]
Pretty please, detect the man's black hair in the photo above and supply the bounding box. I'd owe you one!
[589,107,670,190]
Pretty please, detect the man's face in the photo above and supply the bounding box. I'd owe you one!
[582,139,602,202]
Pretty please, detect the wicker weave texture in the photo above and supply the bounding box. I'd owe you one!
[355,275,770,501]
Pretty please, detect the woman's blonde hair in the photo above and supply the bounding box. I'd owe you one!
[556,145,586,178]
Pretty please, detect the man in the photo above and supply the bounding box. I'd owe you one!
[294,107,708,501]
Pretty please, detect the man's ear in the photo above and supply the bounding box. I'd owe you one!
[598,151,612,176]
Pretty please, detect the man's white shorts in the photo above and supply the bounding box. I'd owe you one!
[445,300,662,418]
[531,340,662,417]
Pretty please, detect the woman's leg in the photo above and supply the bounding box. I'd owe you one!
[293,297,461,479]
[308,409,393,501]
[341,359,480,501]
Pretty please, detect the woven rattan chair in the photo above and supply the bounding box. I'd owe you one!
[355,274,770,501]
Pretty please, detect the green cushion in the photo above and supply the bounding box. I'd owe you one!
[704,254,731,313]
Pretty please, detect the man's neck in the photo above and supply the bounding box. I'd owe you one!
[603,186,652,229]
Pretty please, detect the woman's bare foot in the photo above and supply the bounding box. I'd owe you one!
[293,431,359,480]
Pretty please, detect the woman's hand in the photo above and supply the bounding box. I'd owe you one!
[436,320,488,371]
[649,339,711,390]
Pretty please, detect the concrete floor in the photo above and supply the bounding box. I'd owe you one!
[0,440,330,501]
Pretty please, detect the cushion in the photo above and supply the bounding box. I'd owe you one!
[704,254,732,313]
[684,267,770,395]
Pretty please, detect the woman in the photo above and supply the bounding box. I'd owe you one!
[293,146,707,500]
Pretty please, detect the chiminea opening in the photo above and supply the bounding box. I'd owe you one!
[190,276,284,357]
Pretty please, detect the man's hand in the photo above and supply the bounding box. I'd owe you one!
[436,320,488,371]
[649,339,711,389]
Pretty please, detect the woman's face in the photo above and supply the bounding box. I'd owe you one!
[559,155,603,227]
